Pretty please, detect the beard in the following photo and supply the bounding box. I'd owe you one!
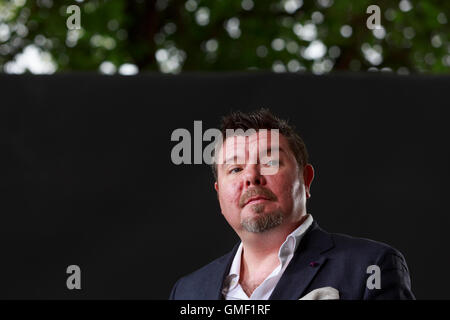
[240,203,283,233]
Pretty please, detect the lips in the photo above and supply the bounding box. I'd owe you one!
[239,187,277,208]
[244,196,269,206]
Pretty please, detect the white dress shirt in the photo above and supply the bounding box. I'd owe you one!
[222,214,314,300]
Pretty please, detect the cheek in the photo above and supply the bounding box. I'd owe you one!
[272,174,304,203]
[292,179,304,202]
[218,181,241,209]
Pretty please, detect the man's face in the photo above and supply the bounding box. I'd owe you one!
[214,131,313,236]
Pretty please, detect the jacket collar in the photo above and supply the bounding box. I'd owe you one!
[208,242,241,299]
[269,221,335,299]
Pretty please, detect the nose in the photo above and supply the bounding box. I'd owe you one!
[244,164,266,187]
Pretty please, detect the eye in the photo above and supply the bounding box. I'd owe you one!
[264,159,279,167]
[229,167,242,174]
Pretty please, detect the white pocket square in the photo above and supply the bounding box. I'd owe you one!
[299,287,340,300]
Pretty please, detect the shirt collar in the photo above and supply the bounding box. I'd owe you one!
[278,214,313,263]
[224,242,243,291]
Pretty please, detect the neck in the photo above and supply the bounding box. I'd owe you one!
[240,214,308,269]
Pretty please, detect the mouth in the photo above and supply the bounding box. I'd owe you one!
[244,196,269,206]
[239,187,277,208]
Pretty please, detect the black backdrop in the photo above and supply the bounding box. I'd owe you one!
[1,73,449,299]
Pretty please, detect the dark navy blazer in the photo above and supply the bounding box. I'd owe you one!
[169,221,415,300]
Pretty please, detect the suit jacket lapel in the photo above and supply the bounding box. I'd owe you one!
[269,222,334,300]
[205,242,240,299]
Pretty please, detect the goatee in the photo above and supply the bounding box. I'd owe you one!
[241,204,283,233]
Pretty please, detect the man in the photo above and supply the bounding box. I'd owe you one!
[169,109,415,300]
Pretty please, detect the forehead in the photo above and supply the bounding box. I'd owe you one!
[217,131,290,159]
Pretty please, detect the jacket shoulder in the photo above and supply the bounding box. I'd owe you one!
[322,229,411,275]
[169,246,237,300]
[310,226,415,299]
[181,251,232,283]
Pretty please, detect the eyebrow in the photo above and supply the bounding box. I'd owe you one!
[265,146,284,155]
[223,155,245,165]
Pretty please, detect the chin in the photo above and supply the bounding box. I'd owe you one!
[241,210,284,233]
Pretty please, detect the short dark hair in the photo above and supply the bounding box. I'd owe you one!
[211,108,309,181]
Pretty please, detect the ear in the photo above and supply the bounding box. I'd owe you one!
[303,164,315,199]
[214,182,221,208]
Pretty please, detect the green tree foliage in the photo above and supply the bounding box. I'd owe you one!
[0,0,448,74]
